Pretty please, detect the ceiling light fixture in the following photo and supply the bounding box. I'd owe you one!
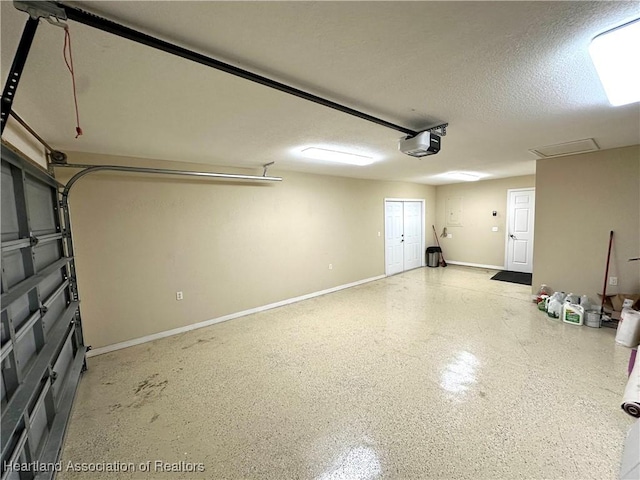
[443,172,482,182]
[300,147,375,166]
[589,18,640,106]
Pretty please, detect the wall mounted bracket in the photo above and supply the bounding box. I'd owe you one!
[262,162,275,177]
[14,1,66,21]
[425,123,448,137]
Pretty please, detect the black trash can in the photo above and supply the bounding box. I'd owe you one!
[426,246,442,267]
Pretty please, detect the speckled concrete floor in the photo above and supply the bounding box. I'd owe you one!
[59,266,634,479]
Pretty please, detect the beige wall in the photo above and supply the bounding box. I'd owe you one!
[434,175,535,267]
[532,145,640,299]
[56,152,436,348]
[43,145,640,350]
[3,118,47,169]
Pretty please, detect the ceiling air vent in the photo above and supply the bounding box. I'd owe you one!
[529,138,599,158]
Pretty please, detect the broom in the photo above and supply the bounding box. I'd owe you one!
[432,225,447,267]
[600,230,614,321]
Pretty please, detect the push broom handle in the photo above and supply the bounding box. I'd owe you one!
[432,225,447,267]
[600,230,614,317]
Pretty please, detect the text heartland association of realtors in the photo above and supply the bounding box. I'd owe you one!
[3,460,206,473]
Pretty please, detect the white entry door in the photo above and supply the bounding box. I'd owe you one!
[403,202,422,270]
[385,200,424,275]
[385,201,404,275]
[506,188,535,273]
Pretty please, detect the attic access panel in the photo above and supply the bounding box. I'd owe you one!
[1,145,86,480]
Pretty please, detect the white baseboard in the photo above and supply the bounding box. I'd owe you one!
[87,274,386,358]
[445,260,504,270]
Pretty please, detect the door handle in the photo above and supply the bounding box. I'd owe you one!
[510,234,518,240]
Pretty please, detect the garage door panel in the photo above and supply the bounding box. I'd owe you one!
[1,145,85,480]
[14,326,38,375]
[33,240,62,271]
[3,432,28,480]
[29,396,49,455]
[28,379,53,459]
[1,369,8,407]
[1,163,19,242]
[42,294,67,337]
[25,174,58,236]
[39,270,65,300]
[8,293,32,332]
[1,310,9,346]
[2,249,27,290]
[51,333,74,403]
[2,358,20,407]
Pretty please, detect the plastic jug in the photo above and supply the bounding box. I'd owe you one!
[562,303,584,326]
[580,295,590,310]
[547,293,565,318]
[537,295,550,311]
[565,293,579,305]
[535,284,551,304]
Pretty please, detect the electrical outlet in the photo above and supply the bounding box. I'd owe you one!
[447,233,452,239]
[176,291,184,301]
[329,264,333,270]
[609,277,618,286]
[492,226,499,232]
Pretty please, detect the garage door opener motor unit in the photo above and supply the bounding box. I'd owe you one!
[398,131,441,157]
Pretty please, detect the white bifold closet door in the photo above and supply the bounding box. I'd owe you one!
[385,201,423,275]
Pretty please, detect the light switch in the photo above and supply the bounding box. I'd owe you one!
[492,226,499,232]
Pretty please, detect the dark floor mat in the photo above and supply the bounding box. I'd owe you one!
[490,270,532,286]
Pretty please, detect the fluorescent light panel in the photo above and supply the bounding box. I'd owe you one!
[589,18,640,106]
[301,147,374,166]
[443,171,481,182]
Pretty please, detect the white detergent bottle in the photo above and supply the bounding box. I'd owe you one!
[562,303,584,326]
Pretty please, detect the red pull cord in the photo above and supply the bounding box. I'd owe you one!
[63,26,83,138]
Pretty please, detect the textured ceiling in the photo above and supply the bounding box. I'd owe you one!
[1,1,639,184]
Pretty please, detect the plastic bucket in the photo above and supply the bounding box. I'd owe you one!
[585,310,601,328]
